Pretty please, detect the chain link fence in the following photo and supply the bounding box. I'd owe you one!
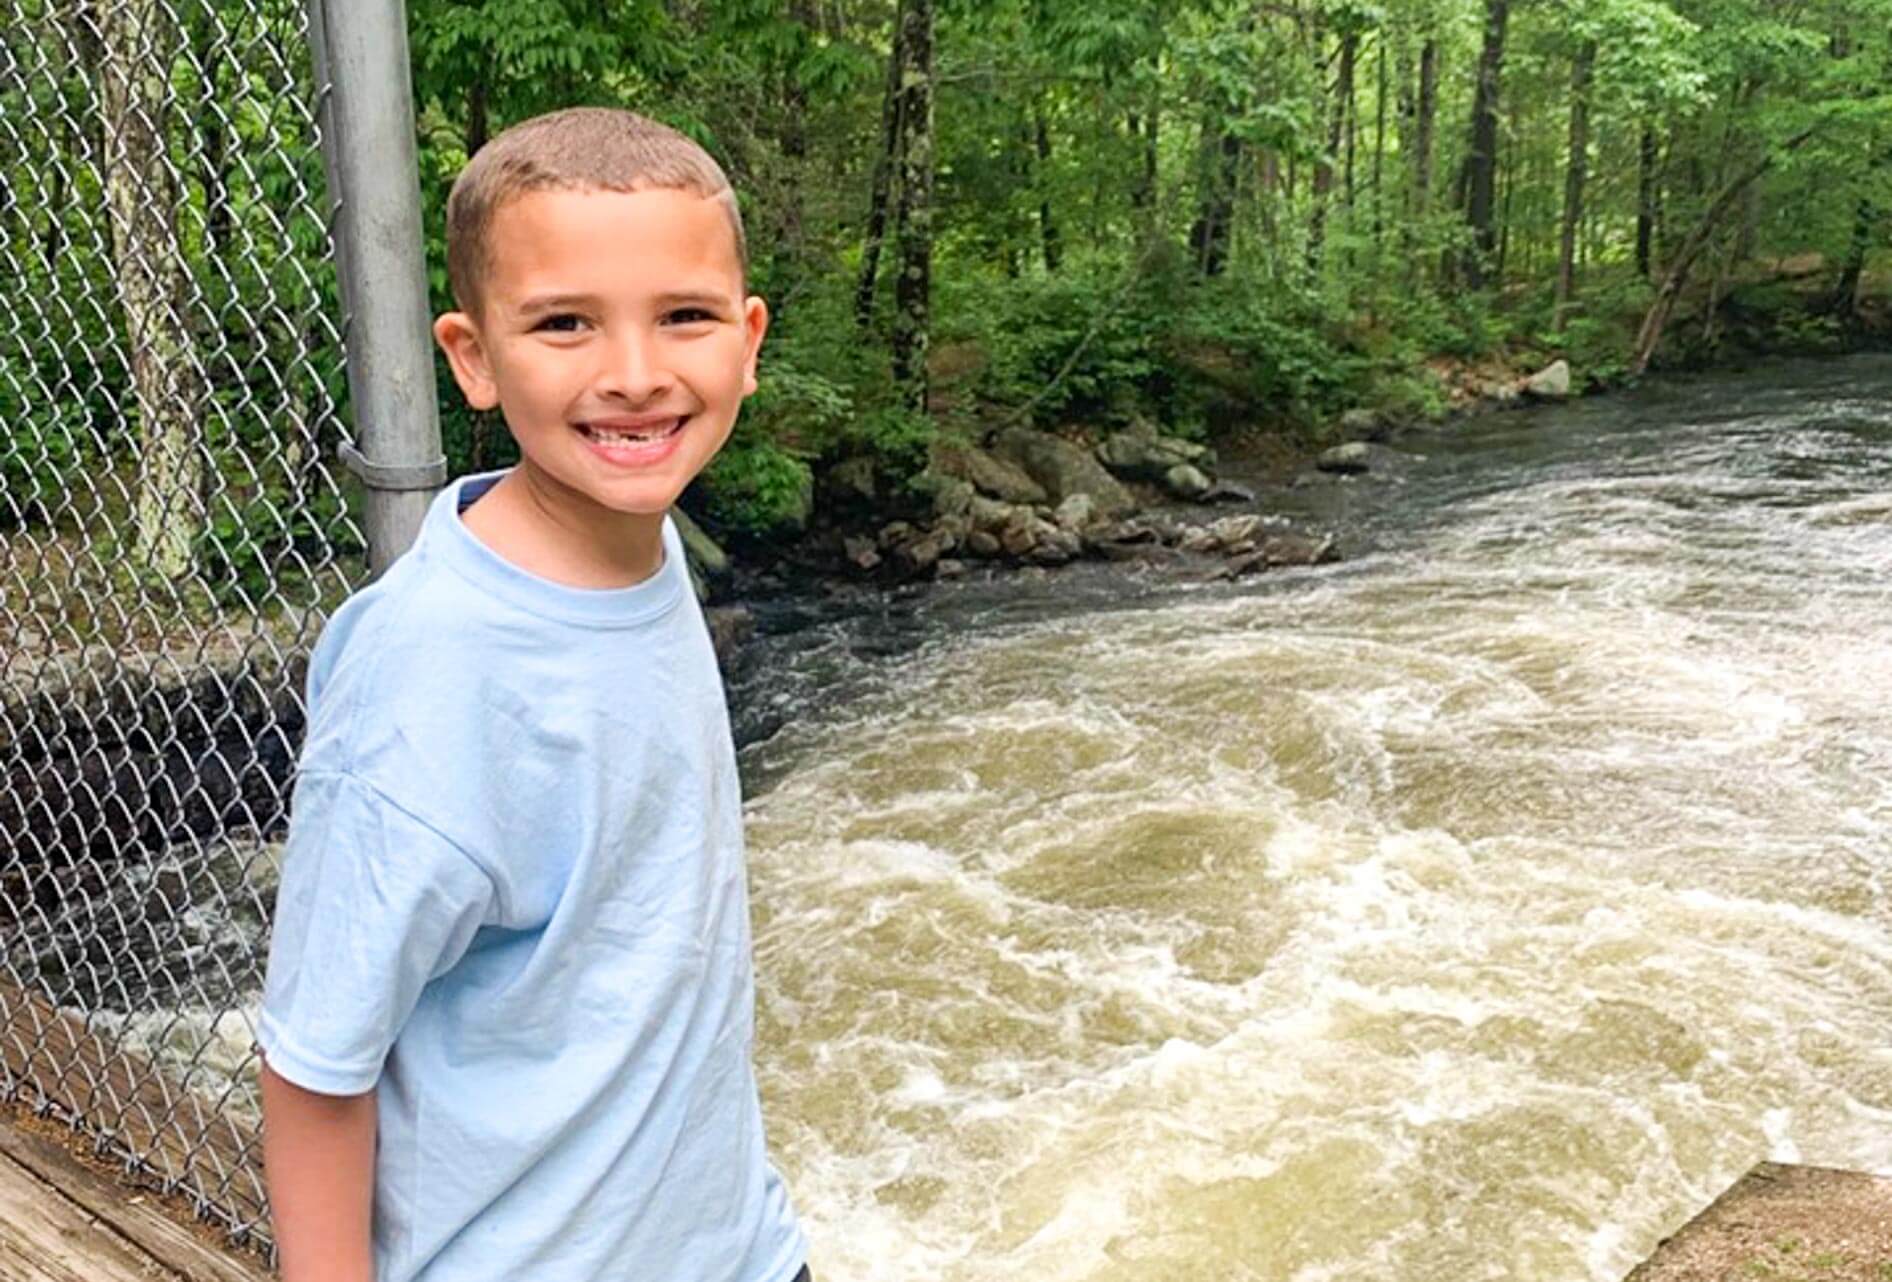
[0,0,396,1249]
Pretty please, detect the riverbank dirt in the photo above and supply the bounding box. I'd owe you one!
[1625,1164,1892,1282]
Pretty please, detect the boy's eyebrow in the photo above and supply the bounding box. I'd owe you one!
[653,289,736,310]
[511,289,736,314]
[513,291,599,314]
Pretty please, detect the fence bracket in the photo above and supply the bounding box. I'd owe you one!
[339,442,447,492]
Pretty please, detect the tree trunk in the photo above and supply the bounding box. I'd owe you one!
[1459,0,1508,289]
[1340,30,1358,213]
[1033,106,1061,273]
[1830,194,1874,315]
[1636,123,1658,279]
[100,0,205,581]
[1372,33,1387,249]
[1190,124,1240,276]
[1414,38,1438,215]
[1307,31,1342,273]
[889,0,933,411]
[854,18,905,330]
[1553,40,1596,331]
[1631,127,1817,376]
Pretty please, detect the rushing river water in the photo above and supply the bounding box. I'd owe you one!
[736,354,1892,1282]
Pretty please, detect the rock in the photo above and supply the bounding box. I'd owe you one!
[927,476,976,521]
[671,507,730,578]
[1339,407,1382,437]
[1258,533,1339,567]
[827,456,878,504]
[1208,514,1268,545]
[892,531,949,575]
[704,606,754,666]
[1317,442,1374,475]
[1054,493,1098,532]
[936,558,966,578]
[1523,359,1572,400]
[966,495,1018,533]
[1028,526,1080,565]
[992,428,1137,518]
[931,442,1048,505]
[877,521,914,550]
[965,530,1002,558]
[1201,480,1256,504]
[1163,463,1214,500]
[1223,534,1337,577]
[1097,520,1159,545]
[999,510,1041,558]
[1096,420,1216,484]
[1178,526,1221,554]
[843,535,881,571]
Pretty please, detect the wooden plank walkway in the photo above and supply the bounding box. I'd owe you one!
[0,1114,269,1282]
[1626,1163,1892,1281]
[1,975,270,1279]
[0,979,264,1229]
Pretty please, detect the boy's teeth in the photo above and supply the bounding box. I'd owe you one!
[588,418,680,444]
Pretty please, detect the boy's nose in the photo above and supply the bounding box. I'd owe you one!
[593,329,672,402]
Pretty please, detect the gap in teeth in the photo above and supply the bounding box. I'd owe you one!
[586,419,680,444]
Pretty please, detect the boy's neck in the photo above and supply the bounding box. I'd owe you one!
[458,467,667,590]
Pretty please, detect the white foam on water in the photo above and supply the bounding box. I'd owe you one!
[748,386,1892,1280]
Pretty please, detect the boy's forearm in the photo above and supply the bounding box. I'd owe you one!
[260,1061,378,1282]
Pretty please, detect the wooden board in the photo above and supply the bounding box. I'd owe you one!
[1626,1162,1892,1281]
[0,977,266,1249]
[0,1118,270,1282]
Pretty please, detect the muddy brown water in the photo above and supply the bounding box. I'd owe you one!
[735,354,1892,1281]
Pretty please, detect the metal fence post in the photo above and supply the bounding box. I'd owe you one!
[309,0,445,575]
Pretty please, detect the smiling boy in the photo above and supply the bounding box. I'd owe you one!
[257,108,807,1282]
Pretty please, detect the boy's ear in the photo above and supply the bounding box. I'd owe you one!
[433,311,500,410]
[740,295,770,398]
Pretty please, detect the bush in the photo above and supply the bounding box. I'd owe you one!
[0,399,87,529]
[962,268,1167,426]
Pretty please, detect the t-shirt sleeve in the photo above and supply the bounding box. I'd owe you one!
[258,769,498,1096]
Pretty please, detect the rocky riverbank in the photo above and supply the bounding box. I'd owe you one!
[683,354,1583,657]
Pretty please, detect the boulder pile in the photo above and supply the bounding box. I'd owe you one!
[849,426,1337,580]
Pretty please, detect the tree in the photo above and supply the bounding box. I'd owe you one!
[99,0,207,580]
[1553,39,1596,329]
[890,0,934,411]
[1457,0,1509,288]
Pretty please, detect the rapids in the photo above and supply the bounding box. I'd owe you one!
[739,354,1892,1281]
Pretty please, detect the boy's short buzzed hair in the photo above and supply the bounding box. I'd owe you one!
[445,106,747,314]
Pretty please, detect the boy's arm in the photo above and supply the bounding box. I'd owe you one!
[261,1060,377,1282]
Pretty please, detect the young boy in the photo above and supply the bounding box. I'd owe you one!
[257,107,807,1282]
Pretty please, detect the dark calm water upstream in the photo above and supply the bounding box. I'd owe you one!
[734,354,1892,1281]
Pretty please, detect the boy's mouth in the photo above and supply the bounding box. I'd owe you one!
[576,415,688,445]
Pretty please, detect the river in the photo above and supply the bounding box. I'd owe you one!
[734,353,1892,1281]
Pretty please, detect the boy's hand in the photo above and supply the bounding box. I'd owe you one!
[260,1060,377,1282]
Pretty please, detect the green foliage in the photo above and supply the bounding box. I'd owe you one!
[699,436,814,535]
[196,485,360,605]
[1170,278,1367,423]
[967,268,1165,425]
[0,396,87,528]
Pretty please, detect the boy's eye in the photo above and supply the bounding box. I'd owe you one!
[533,313,586,333]
[666,307,717,325]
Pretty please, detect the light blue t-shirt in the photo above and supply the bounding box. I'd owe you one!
[259,472,803,1282]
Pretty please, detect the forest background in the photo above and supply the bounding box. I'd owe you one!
[5,0,1890,578]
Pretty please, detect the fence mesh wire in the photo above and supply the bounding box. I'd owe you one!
[1,0,364,1248]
